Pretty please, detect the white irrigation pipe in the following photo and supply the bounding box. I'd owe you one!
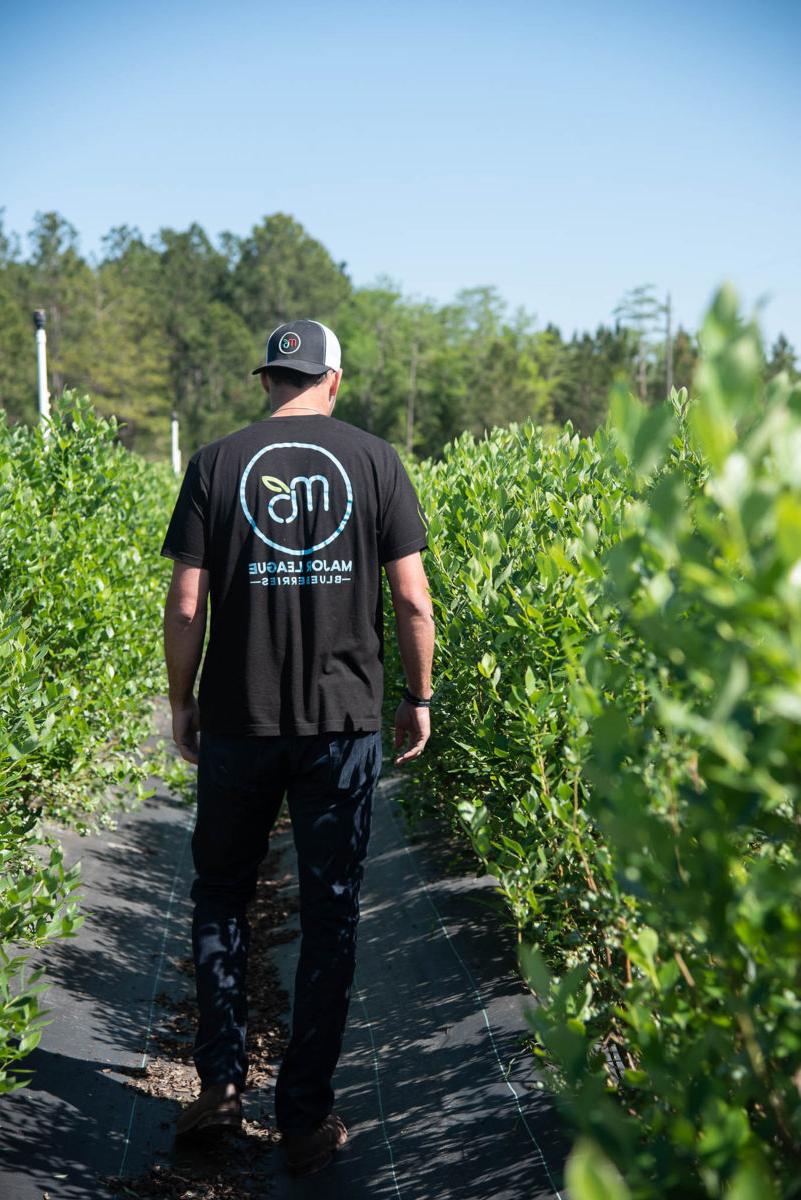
[33,310,50,438]
[171,412,181,476]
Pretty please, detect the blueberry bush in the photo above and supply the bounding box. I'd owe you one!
[388,288,801,1197]
[0,394,175,1091]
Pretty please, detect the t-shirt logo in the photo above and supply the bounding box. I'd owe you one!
[279,332,301,354]
[239,441,353,556]
[261,472,330,524]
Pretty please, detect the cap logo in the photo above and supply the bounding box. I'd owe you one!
[279,332,301,355]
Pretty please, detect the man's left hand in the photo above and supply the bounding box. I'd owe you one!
[172,697,201,765]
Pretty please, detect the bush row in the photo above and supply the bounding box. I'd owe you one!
[390,289,801,1197]
[0,395,175,1092]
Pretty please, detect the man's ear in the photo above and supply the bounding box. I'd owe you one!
[260,371,270,395]
[329,369,342,404]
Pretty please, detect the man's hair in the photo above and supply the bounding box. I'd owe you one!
[265,366,331,390]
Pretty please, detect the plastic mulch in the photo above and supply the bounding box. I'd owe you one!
[0,762,568,1200]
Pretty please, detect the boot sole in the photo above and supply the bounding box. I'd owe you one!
[176,1109,243,1138]
[285,1126,347,1175]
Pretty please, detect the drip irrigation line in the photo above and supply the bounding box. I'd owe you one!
[382,786,564,1200]
[117,808,195,1178]
[354,984,404,1200]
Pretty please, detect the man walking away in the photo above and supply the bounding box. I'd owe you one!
[161,319,435,1176]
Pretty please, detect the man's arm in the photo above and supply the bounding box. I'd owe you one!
[384,551,435,766]
[164,561,210,765]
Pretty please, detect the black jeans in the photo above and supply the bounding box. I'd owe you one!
[189,728,382,1136]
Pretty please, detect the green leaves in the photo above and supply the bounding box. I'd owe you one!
[0,394,175,1092]
[387,287,801,1197]
[608,386,674,479]
[566,1140,632,1200]
[775,494,801,565]
[725,1155,779,1200]
[518,943,552,996]
[691,284,762,470]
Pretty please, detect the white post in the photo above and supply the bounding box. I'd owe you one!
[171,411,181,475]
[33,310,50,437]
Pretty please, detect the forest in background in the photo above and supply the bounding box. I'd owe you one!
[1,209,798,461]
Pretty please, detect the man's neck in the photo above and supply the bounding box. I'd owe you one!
[269,399,331,419]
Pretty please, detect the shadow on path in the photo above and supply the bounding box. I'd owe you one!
[0,764,570,1200]
[0,786,196,1200]
[262,773,570,1200]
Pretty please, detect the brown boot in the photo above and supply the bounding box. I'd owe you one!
[175,1081,242,1138]
[282,1113,348,1176]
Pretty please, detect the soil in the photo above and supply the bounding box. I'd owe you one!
[97,815,297,1200]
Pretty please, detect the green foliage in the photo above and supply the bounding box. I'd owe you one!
[567,1140,632,1200]
[89,226,172,447]
[0,394,175,1091]
[0,807,84,1094]
[0,391,175,827]
[230,212,351,336]
[0,208,720,460]
[390,412,633,962]
[391,287,801,1195]
[613,284,669,403]
[337,284,560,455]
[563,287,801,1197]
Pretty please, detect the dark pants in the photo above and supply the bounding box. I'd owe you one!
[189,728,383,1136]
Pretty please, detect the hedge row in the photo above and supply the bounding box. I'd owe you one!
[0,396,175,1092]
[391,288,801,1198]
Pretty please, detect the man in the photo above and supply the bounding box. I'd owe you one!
[160,318,435,1177]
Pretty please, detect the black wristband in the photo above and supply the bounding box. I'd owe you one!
[403,686,432,707]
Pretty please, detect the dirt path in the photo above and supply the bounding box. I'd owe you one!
[0,767,568,1200]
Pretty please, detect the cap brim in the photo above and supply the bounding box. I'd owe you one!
[251,357,330,376]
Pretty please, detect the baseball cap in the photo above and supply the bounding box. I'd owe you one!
[251,319,342,376]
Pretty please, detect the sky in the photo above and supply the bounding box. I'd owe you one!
[2,0,800,347]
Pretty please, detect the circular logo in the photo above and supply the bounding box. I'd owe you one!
[239,441,353,557]
[279,332,301,355]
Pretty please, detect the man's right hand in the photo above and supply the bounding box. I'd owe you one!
[393,699,430,766]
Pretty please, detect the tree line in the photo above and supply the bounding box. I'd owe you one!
[1,210,797,460]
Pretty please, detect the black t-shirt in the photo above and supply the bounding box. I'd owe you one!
[161,413,428,736]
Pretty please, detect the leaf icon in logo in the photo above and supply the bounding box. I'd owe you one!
[261,474,290,494]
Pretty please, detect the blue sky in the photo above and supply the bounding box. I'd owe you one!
[2,0,799,347]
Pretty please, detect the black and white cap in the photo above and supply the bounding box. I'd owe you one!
[251,319,342,376]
